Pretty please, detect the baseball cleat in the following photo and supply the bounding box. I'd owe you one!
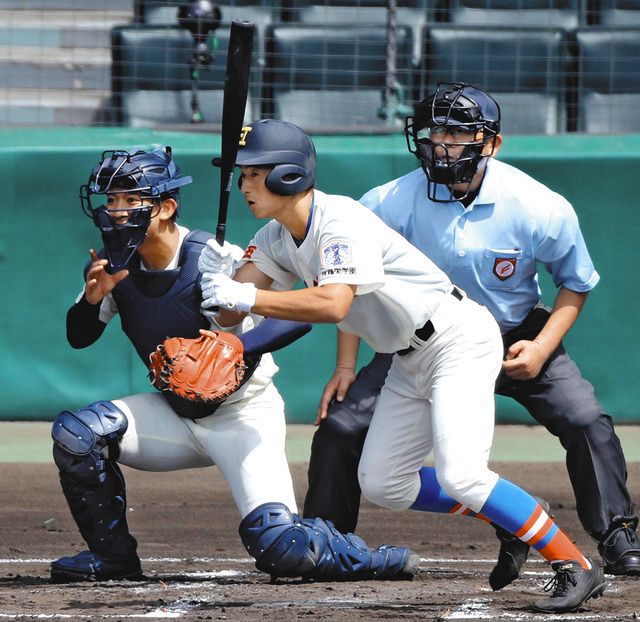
[598,515,640,576]
[50,550,143,583]
[531,557,606,613]
[489,496,551,591]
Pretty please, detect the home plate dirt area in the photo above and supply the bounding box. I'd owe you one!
[1,462,638,621]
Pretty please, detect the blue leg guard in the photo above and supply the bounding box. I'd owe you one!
[239,503,418,581]
[52,401,139,565]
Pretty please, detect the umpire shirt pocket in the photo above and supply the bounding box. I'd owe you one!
[480,248,525,291]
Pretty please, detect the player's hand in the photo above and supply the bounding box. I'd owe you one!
[84,249,128,305]
[198,239,245,277]
[315,366,356,425]
[503,339,549,380]
[201,272,257,313]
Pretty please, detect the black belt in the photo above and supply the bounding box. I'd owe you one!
[397,287,464,356]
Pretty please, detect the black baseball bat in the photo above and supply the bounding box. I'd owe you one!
[216,20,255,245]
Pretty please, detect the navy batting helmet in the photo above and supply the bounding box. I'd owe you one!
[234,119,316,196]
[405,83,500,202]
[79,147,192,271]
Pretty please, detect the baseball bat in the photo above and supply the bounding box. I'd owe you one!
[216,19,255,245]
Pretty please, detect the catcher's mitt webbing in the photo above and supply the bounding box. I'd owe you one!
[149,331,246,404]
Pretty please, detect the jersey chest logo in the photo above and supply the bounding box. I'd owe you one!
[493,257,517,281]
[321,240,352,267]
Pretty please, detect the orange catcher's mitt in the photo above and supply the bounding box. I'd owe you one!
[149,329,247,404]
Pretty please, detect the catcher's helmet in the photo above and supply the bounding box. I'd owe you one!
[404,83,500,202]
[233,119,316,196]
[79,147,192,271]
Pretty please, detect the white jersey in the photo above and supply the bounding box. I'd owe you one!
[247,190,453,353]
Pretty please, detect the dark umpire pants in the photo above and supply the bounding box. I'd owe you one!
[303,307,633,541]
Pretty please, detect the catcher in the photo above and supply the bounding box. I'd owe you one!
[50,146,419,584]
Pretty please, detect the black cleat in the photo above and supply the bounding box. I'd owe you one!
[532,557,606,613]
[51,550,143,583]
[598,515,640,576]
[489,497,551,591]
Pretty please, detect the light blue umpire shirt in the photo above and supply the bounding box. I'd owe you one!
[359,158,600,334]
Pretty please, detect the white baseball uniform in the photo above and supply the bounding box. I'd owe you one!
[247,190,504,512]
[77,225,297,518]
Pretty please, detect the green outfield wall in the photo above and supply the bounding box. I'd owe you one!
[1,128,639,424]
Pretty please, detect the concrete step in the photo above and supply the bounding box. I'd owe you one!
[0,88,113,125]
[0,46,111,90]
[0,9,132,27]
[0,10,132,48]
[0,45,110,63]
[0,0,131,9]
[0,103,105,125]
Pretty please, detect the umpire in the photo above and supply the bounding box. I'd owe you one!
[303,82,640,585]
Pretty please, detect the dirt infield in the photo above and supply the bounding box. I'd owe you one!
[1,461,638,621]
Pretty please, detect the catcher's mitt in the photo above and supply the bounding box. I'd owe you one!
[149,330,247,404]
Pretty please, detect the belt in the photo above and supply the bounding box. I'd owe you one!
[397,287,464,356]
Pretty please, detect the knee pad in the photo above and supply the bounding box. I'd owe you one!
[52,401,128,458]
[51,402,135,558]
[52,401,128,491]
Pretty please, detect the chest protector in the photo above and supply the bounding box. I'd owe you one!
[92,230,260,418]
[111,229,211,363]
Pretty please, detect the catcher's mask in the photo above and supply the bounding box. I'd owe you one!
[213,119,316,196]
[80,147,192,272]
[404,83,500,202]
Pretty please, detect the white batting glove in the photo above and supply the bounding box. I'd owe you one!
[201,273,257,313]
[198,239,245,278]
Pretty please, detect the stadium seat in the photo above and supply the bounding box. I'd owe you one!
[574,28,640,133]
[135,0,277,25]
[111,25,259,127]
[420,26,569,134]
[285,1,441,63]
[595,0,640,26]
[263,24,414,131]
[442,0,584,28]
[134,1,276,65]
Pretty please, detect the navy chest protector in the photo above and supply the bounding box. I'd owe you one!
[97,230,260,418]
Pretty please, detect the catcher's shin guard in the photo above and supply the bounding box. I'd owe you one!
[52,401,138,561]
[239,502,418,581]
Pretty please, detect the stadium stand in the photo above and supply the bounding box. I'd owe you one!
[111,24,259,126]
[0,0,131,125]
[284,0,441,63]
[441,0,585,28]
[595,0,640,26]
[262,23,414,131]
[574,27,640,133]
[419,26,570,134]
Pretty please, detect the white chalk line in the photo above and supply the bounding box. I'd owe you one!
[0,556,548,565]
[441,597,619,621]
[1,557,630,621]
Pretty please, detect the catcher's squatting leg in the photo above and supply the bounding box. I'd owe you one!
[239,502,419,581]
[51,400,142,581]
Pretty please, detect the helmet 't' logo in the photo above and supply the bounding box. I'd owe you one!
[239,126,252,147]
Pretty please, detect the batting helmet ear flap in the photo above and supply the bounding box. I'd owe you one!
[265,164,314,196]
